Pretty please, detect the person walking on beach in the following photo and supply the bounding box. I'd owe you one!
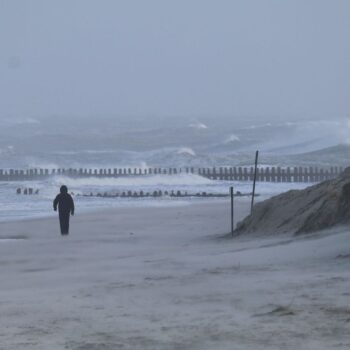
[53,185,75,235]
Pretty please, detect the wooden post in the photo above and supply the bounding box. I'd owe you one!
[281,168,286,182]
[271,167,276,182]
[230,186,234,236]
[258,167,262,182]
[233,167,238,181]
[298,167,302,182]
[315,168,319,181]
[277,167,281,182]
[243,167,248,181]
[238,167,242,181]
[310,167,315,182]
[320,168,324,181]
[251,150,259,214]
[293,167,298,182]
[249,167,254,181]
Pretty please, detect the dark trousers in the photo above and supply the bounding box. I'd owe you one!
[59,211,70,235]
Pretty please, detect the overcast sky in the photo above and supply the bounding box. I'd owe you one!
[1,0,349,120]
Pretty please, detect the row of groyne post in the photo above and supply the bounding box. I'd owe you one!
[0,166,344,183]
[76,190,247,199]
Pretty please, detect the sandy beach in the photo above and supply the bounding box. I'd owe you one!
[1,198,350,350]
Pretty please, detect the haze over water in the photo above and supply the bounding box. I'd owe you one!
[1,1,349,220]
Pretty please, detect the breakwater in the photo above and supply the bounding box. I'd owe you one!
[0,166,344,183]
[75,190,254,199]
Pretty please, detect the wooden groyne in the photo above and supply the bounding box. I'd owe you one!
[15,188,255,198]
[0,166,344,183]
[76,190,254,199]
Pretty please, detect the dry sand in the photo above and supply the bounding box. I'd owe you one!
[1,198,350,349]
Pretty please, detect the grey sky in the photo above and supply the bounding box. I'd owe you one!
[1,0,349,119]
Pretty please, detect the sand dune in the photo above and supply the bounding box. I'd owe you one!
[236,168,350,235]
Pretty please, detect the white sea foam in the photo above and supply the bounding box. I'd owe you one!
[24,118,41,125]
[188,121,208,130]
[176,147,196,157]
[26,160,61,170]
[1,117,41,126]
[49,173,213,188]
[0,146,15,155]
[224,134,240,144]
[52,150,117,155]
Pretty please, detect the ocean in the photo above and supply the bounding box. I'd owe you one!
[0,115,349,221]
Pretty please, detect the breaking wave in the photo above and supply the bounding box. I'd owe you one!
[188,121,208,130]
[177,147,196,157]
[224,134,240,144]
[49,173,214,188]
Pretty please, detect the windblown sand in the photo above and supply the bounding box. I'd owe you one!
[0,199,350,349]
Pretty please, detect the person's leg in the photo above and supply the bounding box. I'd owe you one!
[65,214,70,234]
[59,213,65,234]
[59,212,69,235]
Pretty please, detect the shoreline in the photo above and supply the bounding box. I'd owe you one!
[0,197,231,226]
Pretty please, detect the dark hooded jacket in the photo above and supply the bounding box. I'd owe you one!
[53,185,75,214]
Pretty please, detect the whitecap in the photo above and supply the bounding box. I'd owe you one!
[224,134,240,144]
[49,173,213,188]
[177,147,196,157]
[188,121,208,130]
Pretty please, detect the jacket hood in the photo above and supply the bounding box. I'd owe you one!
[60,185,68,194]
